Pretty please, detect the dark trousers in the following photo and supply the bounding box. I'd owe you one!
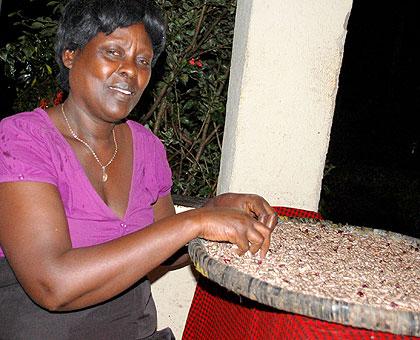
[0,257,174,339]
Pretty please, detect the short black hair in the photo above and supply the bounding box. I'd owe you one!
[55,0,166,91]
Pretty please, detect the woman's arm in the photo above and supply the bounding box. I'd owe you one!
[0,182,272,312]
[152,194,190,268]
[153,193,176,221]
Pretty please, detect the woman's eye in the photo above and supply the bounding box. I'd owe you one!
[137,58,150,67]
[107,49,120,57]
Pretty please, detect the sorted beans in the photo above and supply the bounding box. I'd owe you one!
[203,219,420,313]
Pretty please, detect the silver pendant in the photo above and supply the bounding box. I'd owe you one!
[102,168,108,182]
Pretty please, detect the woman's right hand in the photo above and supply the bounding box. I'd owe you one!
[191,207,274,258]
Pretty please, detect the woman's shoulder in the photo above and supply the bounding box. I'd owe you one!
[0,108,54,133]
[0,108,63,184]
[0,108,61,155]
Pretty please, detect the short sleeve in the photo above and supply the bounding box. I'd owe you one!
[0,115,58,185]
[153,137,172,198]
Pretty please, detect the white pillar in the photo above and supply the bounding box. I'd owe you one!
[218,0,353,211]
[153,1,354,337]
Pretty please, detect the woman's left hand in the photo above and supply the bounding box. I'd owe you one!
[204,193,278,230]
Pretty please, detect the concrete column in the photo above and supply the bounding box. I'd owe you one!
[218,0,353,211]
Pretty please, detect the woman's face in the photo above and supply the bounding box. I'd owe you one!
[64,23,153,122]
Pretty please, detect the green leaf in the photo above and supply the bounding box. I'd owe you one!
[31,22,45,29]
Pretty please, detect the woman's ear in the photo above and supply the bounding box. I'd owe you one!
[62,50,77,69]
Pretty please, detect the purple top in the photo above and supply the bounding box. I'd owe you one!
[0,108,172,257]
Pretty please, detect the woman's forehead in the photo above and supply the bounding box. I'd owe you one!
[89,23,153,51]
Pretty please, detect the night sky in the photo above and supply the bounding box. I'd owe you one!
[322,0,420,237]
[328,0,419,169]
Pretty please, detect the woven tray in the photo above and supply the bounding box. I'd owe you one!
[188,218,420,336]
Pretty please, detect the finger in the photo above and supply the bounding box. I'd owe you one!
[267,213,278,230]
[258,213,268,225]
[247,228,264,255]
[233,233,251,256]
[259,234,271,258]
[252,222,272,258]
[262,199,276,216]
[257,210,277,229]
[248,196,275,221]
[234,216,265,256]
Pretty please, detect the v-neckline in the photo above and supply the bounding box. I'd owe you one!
[37,108,135,221]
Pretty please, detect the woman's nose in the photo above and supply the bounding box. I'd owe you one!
[117,59,137,78]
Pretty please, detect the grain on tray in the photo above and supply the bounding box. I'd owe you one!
[203,219,420,313]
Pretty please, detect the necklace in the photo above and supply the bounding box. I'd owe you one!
[61,104,118,182]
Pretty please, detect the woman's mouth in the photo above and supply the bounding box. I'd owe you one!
[109,84,135,96]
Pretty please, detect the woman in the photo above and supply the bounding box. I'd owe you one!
[0,0,277,338]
